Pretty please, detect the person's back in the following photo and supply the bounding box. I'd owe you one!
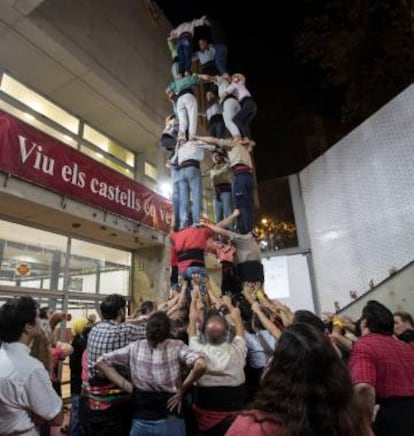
[189,308,247,434]
[350,301,414,436]
[86,294,141,436]
[170,226,212,274]
[191,336,246,387]
[87,295,141,379]
[96,312,206,436]
[350,333,414,399]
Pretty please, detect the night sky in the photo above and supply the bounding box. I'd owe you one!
[156,0,313,182]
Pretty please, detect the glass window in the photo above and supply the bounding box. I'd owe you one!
[0,220,68,290]
[256,177,298,252]
[69,239,131,295]
[66,299,101,327]
[83,124,135,167]
[80,145,133,179]
[144,161,157,180]
[0,74,80,134]
[0,99,77,148]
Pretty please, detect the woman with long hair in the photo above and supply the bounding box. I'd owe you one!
[226,323,372,436]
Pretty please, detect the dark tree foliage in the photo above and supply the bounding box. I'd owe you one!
[296,0,414,123]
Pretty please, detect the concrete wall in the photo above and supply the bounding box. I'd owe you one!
[300,85,414,312]
[132,245,170,306]
[33,0,171,132]
[0,0,172,167]
[338,261,414,321]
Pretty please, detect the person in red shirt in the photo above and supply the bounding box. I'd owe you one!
[227,323,371,436]
[170,226,214,296]
[349,300,414,436]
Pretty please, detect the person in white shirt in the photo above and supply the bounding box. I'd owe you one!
[188,292,247,434]
[244,307,277,401]
[221,73,257,143]
[169,17,206,76]
[196,39,218,93]
[0,297,63,436]
[198,74,242,139]
[193,135,255,234]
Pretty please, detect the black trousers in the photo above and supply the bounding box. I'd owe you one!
[88,400,134,436]
[209,119,226,139]
[373,397,414,436]
[233,97,257,138]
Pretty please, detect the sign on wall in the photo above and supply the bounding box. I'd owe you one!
[0,111,172,233]
[15,263,31,276]
[262,256,290,299]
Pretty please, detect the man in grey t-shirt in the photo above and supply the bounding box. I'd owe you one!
[201,211,264,284]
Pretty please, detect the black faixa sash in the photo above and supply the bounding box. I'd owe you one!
[133,389,180,420]
[177,248,204,265]
[194,385,246,411]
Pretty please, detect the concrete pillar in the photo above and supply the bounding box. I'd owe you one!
[131,244,170,308]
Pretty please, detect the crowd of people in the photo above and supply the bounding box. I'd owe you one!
[2,289,414,435]
[1,14,414,436]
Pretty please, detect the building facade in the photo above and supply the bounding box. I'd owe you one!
[0,0,176,320]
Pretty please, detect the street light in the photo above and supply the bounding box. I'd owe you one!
[159,182,172,199]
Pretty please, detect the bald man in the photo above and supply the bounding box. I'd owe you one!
[188,295,246,434]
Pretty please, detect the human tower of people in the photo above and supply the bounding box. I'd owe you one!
[160,15,263,302]
[1,14,414,436]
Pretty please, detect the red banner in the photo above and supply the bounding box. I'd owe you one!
[0,111,172,233]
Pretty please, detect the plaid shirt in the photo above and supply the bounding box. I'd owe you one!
[87,320,142,379]
[98,339,202,393]
[134,320,148,340]
[349,333,414,399]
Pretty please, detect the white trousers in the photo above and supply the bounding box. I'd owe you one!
[223,98,241,137]
[176,93,198,139]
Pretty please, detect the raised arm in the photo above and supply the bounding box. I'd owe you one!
[187,288,199,338]
[230,306,245,337]
[331,326,355,352]
[215,209,239,229]
[201,221,234,238]
[251,302,283,339]
[207,283,221,308]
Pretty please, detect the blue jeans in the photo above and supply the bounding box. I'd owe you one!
[214,43,228,75]
[181,265,208,281]
[209,118,226,139]
[176,37,192,75]
[214,191,233,223]
[130,418,186,436]
[171,166,180,231]
[180,266,208,299]
[233,172,254,234]
[179,166,202,228]
[69,394,80,436]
